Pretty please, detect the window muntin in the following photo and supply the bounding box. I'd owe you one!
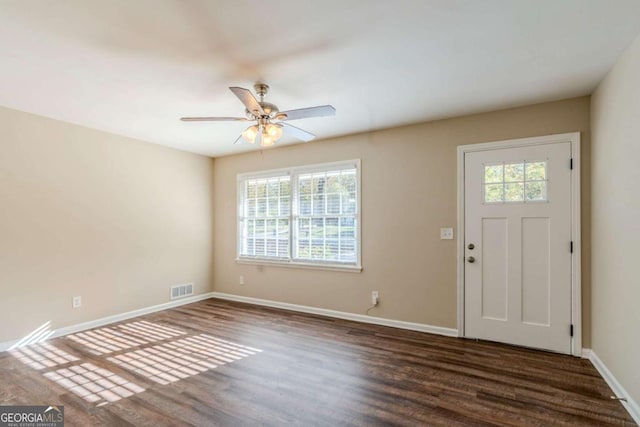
[237,161,360,269]
[483,161,547,203]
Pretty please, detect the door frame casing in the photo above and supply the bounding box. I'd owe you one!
[456,132,582,356]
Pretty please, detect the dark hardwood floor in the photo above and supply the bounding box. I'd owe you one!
[0,298,634,426]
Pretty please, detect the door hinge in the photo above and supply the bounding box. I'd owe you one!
[570,158,573,170]
[570,324,574,337]
[570,241,574,253]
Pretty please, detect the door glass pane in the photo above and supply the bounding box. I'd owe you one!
[484,184,504,203]
[526,162,546,181]
[484,165,503,183]
[525,182,547,201]
[505,183,524,202]
[504,163,524,182]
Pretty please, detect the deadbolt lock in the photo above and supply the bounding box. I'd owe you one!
[467,243,475,250]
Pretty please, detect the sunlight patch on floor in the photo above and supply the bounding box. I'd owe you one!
[67,320,186,355]
[108,334,262,385]
[10,342,79,370]
[11,319,262,406]
[43,362,145,406]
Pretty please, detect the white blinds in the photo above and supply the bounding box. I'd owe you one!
[238,161,360,267]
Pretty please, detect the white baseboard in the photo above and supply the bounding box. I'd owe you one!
[584,348,640,425]
[210,292,459,337]
[0,292,215,352]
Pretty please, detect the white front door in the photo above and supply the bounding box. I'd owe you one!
[464,140,574,354]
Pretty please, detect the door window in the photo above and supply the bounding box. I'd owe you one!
[483,161,547,203]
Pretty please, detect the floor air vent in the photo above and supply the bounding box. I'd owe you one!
[170,283,194,300]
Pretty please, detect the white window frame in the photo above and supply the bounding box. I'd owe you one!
[236,159,362,272]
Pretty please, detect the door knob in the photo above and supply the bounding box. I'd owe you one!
[467,256,475,263]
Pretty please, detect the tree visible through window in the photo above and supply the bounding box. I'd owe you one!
[238,161,360,269]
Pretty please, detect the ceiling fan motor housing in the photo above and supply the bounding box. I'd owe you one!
[246,101,279,118]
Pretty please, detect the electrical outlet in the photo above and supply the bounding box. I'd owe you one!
[371,291,379,306]
[239,275,245,285]
[72,296,82,308]
[440,227,454,240]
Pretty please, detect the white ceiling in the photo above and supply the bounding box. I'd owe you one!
[1,1,639,157]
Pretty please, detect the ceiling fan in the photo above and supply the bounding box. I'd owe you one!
[181,83,336,147]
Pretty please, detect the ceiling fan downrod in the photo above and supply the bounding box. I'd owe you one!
[254,83,269,102]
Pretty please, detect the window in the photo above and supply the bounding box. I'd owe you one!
[238,160,361,271]
[238,175,291,259]
[483,161,547,203]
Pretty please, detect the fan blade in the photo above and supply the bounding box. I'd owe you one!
[279,105,335,121]
[281,122,315,142]
[233,134,243,145]
[181,117,248,122]
[229,87,264,116]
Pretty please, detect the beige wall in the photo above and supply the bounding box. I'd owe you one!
[213,96,591,345]
[591,33,640,402]
[0,95,594,350]
[0,106,215,344]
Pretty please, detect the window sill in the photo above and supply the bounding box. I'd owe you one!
[235,258,362,273]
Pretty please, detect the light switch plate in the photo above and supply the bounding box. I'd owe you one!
[440,227,454,240]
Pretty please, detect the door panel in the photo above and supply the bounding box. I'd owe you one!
[481,218,508,321]
[464,142,572,354]
[521,217,550,326]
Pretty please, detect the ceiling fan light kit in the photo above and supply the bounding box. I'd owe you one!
[266,123,283,139]
[181,82,335,148]
[241,125,259,143]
